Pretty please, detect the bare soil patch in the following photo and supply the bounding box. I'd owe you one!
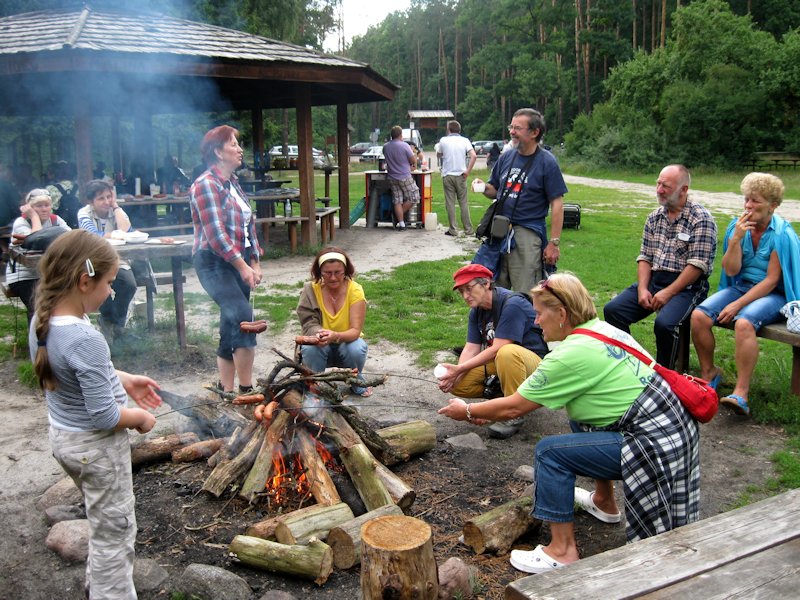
[0,205,789,599]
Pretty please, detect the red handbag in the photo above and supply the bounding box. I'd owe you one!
[573,328,719,423]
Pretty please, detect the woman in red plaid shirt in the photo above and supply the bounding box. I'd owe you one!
[190,125,263,393]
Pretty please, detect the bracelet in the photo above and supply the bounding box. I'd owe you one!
[465,403,475,424]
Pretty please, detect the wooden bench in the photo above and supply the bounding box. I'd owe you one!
[136,272,187,331]
[675,320,800,395]
[138,223,194,235]
[315,207,340,244]
[506,488,800,599]
[744,152,800,170]
[253,216,308,253]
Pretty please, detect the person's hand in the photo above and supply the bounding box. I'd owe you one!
[133,408,157,434]
[437,398,490,425]
[19,203,36,219]
[238,264,257,289]
[316,329,337,346]
[436,363,461,393]
[732,209,754,243]
[638,288,654,310]
[10,232,28,246]
[717,301,743,325]
[651,288,674,311]
[122,374,162,410]
[251,261,263,285]
[543,243,560,265]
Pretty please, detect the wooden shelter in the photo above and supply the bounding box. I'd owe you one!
[0,7,398,244]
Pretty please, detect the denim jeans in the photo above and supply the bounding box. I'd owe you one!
[604,271,709,369]
[695,282,786,331]
[532,421,623,523]
[193,249,255,360]
[301,338,369,393]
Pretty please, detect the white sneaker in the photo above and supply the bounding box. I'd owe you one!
[509,545,568,574]
[488,416,524,439]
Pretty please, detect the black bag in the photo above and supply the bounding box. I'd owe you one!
[54,183,81,229]
[475,202,500,239]
[475,151,536,240]
[563,203,581,229]
[20,226,68,252]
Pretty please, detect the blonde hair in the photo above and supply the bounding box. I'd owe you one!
[33,230,118,390]
[531,272,597,327]
[26,188,52,205]
[741,172,784,206]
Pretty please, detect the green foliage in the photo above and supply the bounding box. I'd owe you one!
[17,361,37,388]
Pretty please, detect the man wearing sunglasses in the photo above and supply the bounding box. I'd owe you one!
[471,108,567,293]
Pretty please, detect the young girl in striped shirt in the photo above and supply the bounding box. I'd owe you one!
[30,229,161,599]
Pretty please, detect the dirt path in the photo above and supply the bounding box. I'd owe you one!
[0,178,789,599]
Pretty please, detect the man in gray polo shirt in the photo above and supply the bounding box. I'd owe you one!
[382,125,420,231]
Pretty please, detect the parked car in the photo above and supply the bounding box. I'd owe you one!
[482,140,505,155]
[349,142,372,155]
[360,146,384,162]
[268,145,332,169]
[472,140,491,155]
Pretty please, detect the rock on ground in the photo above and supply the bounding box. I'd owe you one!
[177,563,252,600]
[44,519,89,562]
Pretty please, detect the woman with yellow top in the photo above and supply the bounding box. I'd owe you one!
[296,247,372,397]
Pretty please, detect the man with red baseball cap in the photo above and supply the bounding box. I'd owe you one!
[438,264,548,438]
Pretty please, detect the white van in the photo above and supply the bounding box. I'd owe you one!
[402,128,423,151]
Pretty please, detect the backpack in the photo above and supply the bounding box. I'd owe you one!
[54,183,81,228]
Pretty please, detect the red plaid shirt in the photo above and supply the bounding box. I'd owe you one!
[189,166,262,263]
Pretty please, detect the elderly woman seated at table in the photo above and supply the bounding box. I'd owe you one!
[439,272,700,574]
[5,188,70,323]
[691,172,800,416]
[77,179,138,343]
[296,247,372,397]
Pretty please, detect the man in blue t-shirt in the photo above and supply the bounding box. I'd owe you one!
[382,126,420,231]
[472,108,568,293]
[437,264,548,439]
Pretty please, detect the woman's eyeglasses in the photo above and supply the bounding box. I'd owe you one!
[321,270,345,278]
[539,278,568,307]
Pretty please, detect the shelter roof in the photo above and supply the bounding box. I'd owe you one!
[0,8,398,116]
[408,110,454,119]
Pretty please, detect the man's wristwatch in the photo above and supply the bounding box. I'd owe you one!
[550,237,560,246]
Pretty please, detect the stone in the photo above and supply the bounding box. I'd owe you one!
[177,563,252,600]
[444,432,487,450]
[437,557,475,599]
[36,477,82,512]
[44,504,85,524]
[45,519,89,562]
[257,592,299,600]
[133,558,170,592]
[514,465,535,482]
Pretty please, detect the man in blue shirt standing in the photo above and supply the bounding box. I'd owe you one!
[473,108,568,293]
[382,125,420,231]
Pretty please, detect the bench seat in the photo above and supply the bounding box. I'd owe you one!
[136,272,187,331]
[315,207,340,244]
[253,216,308,253]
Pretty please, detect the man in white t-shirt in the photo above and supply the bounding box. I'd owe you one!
[437,121,477,236]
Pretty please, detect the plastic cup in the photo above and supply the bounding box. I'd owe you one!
[434,364,447,379]
[472,180,486,193]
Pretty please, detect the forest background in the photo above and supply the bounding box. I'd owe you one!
[2,0,800,173]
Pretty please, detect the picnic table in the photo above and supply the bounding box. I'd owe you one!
[10,234,194,349]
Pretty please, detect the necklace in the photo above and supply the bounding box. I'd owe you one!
[324,282,347,313]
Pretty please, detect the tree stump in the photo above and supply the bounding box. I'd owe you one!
[360,515,438,600]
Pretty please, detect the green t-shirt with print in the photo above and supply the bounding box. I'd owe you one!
[517,318,655,426]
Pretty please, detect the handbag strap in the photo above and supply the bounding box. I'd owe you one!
[572,327,656,368]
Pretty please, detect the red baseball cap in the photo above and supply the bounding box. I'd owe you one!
[452,264,494,289]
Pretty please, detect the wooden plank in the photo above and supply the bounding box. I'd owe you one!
[505,489,800,600]
[641,538,800,599]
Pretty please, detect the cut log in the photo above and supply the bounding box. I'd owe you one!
[295,428,341,507]
[339,405,405,466]
[131,432,199,468]
[171,438,225,463]
[238,410,291,503]
[245,503,323,540]
[360,515,438,600]
[202,424,266,497]
[327,504,404,569]
[325,411,393,511]
[274,502,354,545]
[229,535,333,585]
[376,420,436,462]
[462,495,541,555]
[374,462,415,512]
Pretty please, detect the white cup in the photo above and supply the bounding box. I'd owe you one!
[472,180,486,193]
[434,364,447,379]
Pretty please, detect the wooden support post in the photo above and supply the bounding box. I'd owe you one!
[360,515,438,600]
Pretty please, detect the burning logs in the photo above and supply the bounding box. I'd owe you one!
[462,494,541,555]
[202,423,266,497]
[274,502,354,545]
[228,535,334,585]
[327,504,404,569]
[239,410,291,503]
[360,515,438,600]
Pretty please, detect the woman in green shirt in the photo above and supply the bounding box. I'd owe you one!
[439,272,700,574]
